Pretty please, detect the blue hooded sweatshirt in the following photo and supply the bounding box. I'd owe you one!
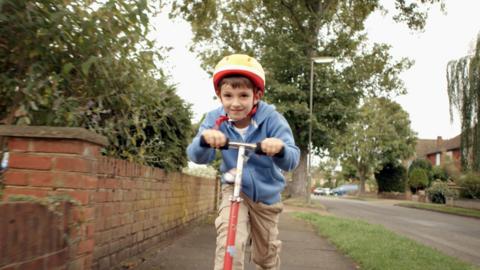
[187,101,300,205]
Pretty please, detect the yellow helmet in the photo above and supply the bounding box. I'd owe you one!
[213,54,265,94]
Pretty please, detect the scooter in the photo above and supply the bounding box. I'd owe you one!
[200,136,284,270]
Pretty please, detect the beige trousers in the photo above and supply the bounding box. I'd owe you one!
[214,185,283,270]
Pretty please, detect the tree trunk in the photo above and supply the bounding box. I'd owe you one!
[285,150,308,198]
[358,170,367,194]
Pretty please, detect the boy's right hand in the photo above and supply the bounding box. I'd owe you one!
[201,129,227,148]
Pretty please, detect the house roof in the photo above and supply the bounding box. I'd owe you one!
[416,134,461,157]
[444,134,461,151]
[416,139,437,157]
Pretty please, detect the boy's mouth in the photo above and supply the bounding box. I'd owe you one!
[230,109,244,113]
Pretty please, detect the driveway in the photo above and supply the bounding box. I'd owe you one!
[314,196,480,266]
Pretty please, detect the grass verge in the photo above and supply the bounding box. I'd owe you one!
[396,202,480,219]
[294,212,479,270]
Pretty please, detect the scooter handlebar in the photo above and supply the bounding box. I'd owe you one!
[200,136,285,158]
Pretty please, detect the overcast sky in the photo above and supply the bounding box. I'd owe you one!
[152,0,480,140]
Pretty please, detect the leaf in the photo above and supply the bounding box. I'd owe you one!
[29,101,39,110]
[62,63,75,75]
[81,56,97,76]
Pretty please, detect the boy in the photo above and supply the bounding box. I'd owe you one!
[187,54,300,270]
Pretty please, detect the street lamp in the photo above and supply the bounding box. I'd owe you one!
[307,56,335,204]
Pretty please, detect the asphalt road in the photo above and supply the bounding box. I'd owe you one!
[314,196,480,266]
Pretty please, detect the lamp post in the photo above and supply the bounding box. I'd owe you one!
[307,56,335,204]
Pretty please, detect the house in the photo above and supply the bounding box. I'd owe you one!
[415,135,461,170]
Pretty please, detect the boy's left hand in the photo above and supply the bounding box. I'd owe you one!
[260,138,284,156]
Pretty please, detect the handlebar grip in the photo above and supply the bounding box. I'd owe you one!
[199,135,229,150]
[254,143,285,158]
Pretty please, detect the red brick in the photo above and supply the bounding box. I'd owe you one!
[0,265,17,270]
[104,178,117,189]
[83,175,97,189]
[9,154,52,170]
[46,248,68,269]
[76,239,95,255]
[83,145,100,157]
[57,190,91,205]
[101,204,113,217]
[94,191,108,203]
[17,257,44,270]
[86,224,95,238]
[54,173,84,189]
[31,139,84,154]
[7,138,30,152]
[29,171,54,187]
[96,178,106,188]
[83,254,93,269]
[82,207,95,221]
[122,180,135,190]
[54,157,93,173]
[3,170,29,186]
[67,257,84,270]
[3,187,49,200]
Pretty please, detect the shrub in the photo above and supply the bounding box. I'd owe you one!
[432,166,449,181]
[409,159,433,185]
[375,163,407,192]
[0,1,192,171]
[443,157,461,181]
[409,168,429,193]
[426,181,458,204]
[457,172,480,199]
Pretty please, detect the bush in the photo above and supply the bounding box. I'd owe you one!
[443,157,461,181]
[432,166,449,181]
[409,159,433,185]
[0,1,192,171]
[457,172,480,199]
[375,163,407,192]
[409,168,429,193]
[426,181,458,204]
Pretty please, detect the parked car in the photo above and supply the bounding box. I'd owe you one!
[331,184,359,196]
[313,187,332,196]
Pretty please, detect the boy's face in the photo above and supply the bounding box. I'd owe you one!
[219,84,258,124]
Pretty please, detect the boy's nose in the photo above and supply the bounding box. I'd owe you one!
[231,98,241,106]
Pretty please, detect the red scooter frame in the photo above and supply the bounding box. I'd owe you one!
[222,141,256,270]
[200,137,283,270]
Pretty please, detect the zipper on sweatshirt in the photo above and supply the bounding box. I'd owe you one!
[245,166,257,202]
[227,123,258,201]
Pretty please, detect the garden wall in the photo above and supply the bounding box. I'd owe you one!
[0,126,218,270]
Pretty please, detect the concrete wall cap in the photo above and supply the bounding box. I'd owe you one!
[0,125,108,146]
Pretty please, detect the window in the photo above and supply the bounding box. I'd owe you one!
[435,153,441,166]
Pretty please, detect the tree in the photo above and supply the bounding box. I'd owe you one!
[409,167,428,194]
[0,0,192,170]
[375,162,407,193]
[317,158,340,188]
[408,158,433,185]
[170,0,443,196]
[333,97,416,193]
[446,33,480,172]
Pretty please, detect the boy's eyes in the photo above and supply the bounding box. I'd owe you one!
[222,93,251,98]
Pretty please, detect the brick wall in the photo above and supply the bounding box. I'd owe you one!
[92,157,216,269]
[0,126,218,270]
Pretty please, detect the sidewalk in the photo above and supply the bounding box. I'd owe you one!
[133,205,358,270]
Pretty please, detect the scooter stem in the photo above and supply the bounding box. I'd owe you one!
[223,145,246,270]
